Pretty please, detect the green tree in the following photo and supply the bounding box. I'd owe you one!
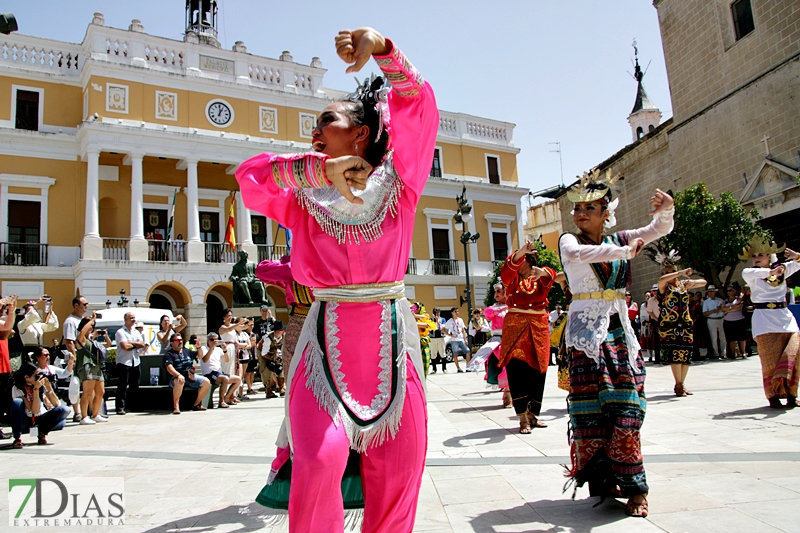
[484,240,564,309]
[665,182,769,289]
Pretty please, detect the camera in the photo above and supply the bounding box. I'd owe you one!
[95,312,103,319]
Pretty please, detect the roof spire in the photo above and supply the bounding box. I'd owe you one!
[627,39,662,141]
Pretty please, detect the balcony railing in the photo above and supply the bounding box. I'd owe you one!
[406,258,418,275]
[0,242,48,266]
[102,239,129,260]
[147,240,187,262]
[431,258,459,276]
[205,242,236,263]
[256,244,288,263]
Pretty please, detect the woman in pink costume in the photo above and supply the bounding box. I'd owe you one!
[236,27,437,533]
[468,283,511,407]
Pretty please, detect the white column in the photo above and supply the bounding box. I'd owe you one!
[0,184,9,242]
[237,192,257,260]
[185,157,204,262]
[82,148,103,259]
[130,153,144,239]
[128,153,148,260]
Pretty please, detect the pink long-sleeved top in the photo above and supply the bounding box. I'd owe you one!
[236,41,438,289]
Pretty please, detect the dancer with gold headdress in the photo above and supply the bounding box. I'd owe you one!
[559,170,674,518]
[741,237,800,409]
[645,245,707,396]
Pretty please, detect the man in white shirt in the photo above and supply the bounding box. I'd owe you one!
[200,333,241,408]
[702,285,726,358]
[114,312,146,415]
[444,308,469,373]
[62,296,88,421]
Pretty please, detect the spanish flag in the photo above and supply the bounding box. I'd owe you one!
[225,191,236,249]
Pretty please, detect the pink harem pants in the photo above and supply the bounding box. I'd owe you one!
[288,356,427,533]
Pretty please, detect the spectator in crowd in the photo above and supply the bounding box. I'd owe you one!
[199,333,241,408]
[115,312,145,415]
[156,314,186,354]
[32,345,73,401]
[742,285,756,356]
[146,231,155,260]
[260,320,286,397]
[723,285,748,359]
[235,319,253,399]
[690,291,708,360]
[252,305,274,394]
[429,308,447,374]
[549,304,564,365]
[469,308,490,349]
[245,330,258,394]
[703,285,726,359]
[625,293,639,338]
[163,333,209,414]
[9,362,70,448]
[174,233,186,261]
[75,315,111,425]
[0,296,18,438]
[184,334,199,351]
[444,308,469,372]
[63,296,88,422]
[19,296,59,349]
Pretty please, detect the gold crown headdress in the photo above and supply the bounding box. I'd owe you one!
[566,168,621,203]
[738,235,785,260]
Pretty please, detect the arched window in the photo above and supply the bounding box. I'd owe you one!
[649,125,655,133]
[636,126,644,139]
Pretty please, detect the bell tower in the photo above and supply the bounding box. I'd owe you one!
[627,40,662,142]
[184,0,220,48]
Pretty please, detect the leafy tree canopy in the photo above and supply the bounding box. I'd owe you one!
[664,182,769,289]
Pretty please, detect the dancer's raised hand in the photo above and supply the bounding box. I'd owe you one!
[335,28,390,74]
[785,248,799,261]
[649,189,674,215]
[325,155,372,204]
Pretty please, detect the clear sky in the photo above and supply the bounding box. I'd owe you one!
[4,1,671,204]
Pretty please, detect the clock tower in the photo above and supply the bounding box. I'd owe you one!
[185,0,220,48]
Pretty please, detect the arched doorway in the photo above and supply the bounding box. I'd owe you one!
[148,293,173,311]
[205,283,232,334]
[147,282,190,315]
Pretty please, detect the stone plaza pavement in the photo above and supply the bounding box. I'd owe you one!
[1,355,799,532]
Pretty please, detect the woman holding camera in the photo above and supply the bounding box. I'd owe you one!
[10,361,70,448]
[156,314,186,354]
[75,314,111,425]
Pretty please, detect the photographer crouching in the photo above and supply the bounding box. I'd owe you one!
[9,362,70,448]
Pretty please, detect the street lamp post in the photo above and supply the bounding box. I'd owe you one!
[453,185,480,350]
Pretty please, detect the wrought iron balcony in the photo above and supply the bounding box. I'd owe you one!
[0,242,47,266]
[431,258,459,276]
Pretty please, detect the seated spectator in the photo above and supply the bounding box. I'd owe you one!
[32,345,74,394]
[10,362,70,448]
[75,315,111,425]
[199,333,241,408]
[184,334,199,351]
[163,333,209,414]
[260,320,286,397]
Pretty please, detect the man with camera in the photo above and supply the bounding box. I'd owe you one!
[19,296,59,350]
[115,312,146,415]
[163,333,210,414]
[63,296,89,422]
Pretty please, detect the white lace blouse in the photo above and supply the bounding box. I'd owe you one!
[559,208,674,366]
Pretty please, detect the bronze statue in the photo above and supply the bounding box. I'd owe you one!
[229,250,267,307]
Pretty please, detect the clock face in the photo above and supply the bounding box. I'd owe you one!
[206,100,233,126]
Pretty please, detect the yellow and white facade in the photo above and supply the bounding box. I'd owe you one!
[0,12,527,337]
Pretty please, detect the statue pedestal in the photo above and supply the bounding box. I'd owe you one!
[231,306,261,318]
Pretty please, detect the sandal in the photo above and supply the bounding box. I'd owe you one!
[519,415,532,434]
[12,438,23,449]
[527,412,548,428]
[625,494,649,517]
[172,409,181,415]
[192,404,207,411]
[37,435,47,445]
[674,383,688,397]
[218,402,230,408]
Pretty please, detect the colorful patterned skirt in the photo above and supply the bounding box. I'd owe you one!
[420,335,431,378]
[567,317,648,498]
[755,332,799,400]
[283,313,306,378]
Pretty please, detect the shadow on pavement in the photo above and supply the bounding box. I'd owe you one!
[443,427,513,447]
[468,499,630,532]
[142,503,277,533]
[645,393,681,403]
[712,405,789,420]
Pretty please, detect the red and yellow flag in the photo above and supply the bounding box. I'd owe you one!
[225,192,236,249]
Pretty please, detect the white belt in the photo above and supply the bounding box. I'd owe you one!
[313,282,406,303]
